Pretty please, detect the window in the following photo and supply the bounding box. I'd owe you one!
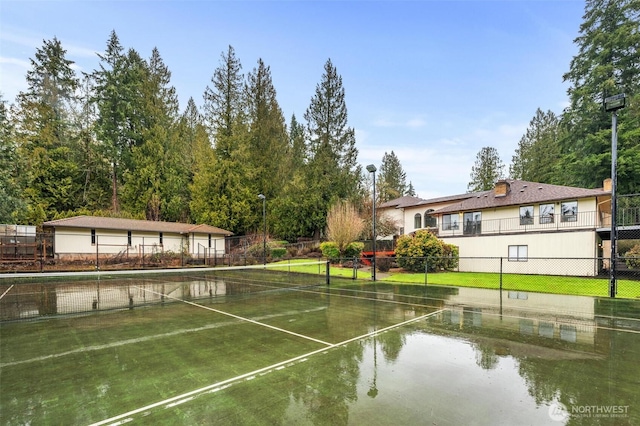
[519,206,534,225]
[127,231,132,246]
[443,214,459,231]
[508,245,528,261]
[91,229,96,245]
[414,213,422,229]
[561,201,577,222]
[159,232,163,245]
[539,203,554,224]
[463,212,481,235]
[424,209,437,228]
[208,234,212,248]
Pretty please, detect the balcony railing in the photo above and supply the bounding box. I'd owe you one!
[439,210,609,237]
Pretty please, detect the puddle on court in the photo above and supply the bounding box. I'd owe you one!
[1,279,639,425]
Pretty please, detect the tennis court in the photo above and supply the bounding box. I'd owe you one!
[1,263,639,425]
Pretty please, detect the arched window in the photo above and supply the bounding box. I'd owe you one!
[424,209,437,228]
[414,213,422,229]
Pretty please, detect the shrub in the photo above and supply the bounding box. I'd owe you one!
[320,242,340,263]
[625,244,640,269]
[395,229,458,273]
[344,241,364,259]
[376,254,392,272]
[271,247,287,259]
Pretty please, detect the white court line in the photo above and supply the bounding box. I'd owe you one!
[89,308,445,426]
[134,286,334,346]
[0,284,14,300]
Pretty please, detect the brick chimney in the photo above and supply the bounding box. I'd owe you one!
[603,178,612,192]
[494,180,510,197]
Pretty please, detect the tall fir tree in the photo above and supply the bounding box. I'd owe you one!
[0,95,26,223]
[303,59,360,237]
[193,46,254,233]
[245,58,288,210]
[378,151,408,202]
[509,108,561,183]
[558,0,640,193]
[468,147,504,192]
[14,37,81,223]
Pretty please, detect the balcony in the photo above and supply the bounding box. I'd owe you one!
[441,210,607,237]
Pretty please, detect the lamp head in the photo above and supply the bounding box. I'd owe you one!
[366,164,377,173]
[258,194,266,200]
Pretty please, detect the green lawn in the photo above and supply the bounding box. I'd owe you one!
[272,259,640,299]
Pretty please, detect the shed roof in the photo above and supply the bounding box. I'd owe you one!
[42,216,233,236]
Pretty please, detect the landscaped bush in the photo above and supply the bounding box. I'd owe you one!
[376,254,392,272]
[271,247,287,259]
[395,229,459,273]
[320,242,340,263]
[344,241,364,259]
[625,244,640,269]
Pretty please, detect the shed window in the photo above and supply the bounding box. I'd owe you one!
[91,229,96,245]
[561,201,577,222]
[208,234,212,248]
[159,232,163,245]
[127,231,132,246]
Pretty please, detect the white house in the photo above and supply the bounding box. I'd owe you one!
[379,179,613,276]
[42,216,233,260]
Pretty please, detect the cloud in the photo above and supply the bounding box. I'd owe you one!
[372,116,427,129]
[0,56,30,68]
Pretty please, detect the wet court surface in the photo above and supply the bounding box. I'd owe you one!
[1,275,639,425]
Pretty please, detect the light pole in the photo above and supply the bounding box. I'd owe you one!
[604,93,626,298]
[366,164,377,281]
[258,194,266,265]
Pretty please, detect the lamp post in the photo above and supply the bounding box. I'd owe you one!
[604,93,626,298]
[258,194,266,265]
[366,164,377,281]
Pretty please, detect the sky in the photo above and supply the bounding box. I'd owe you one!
[0,0,585,199]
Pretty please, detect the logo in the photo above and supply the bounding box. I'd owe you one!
[548,402,569,422]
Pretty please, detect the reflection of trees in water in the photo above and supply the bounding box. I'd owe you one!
[290,341,364,425]
[515,329,639,424]
[378,331,405,362]
[472,342,499,370]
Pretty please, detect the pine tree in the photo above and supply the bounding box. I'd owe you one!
[14,37,81,223]
[510,109,560,183]
[245,58,288,206]
[468,147,504,192]
[378,151,408,202]
[303,59,360,237]
[559,0,640,192]
[0,95,25,223]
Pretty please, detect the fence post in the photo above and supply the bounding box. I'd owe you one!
[424,257,428,286]
[96,235,99,270]
[499,257,503,291]
[353,257,358,280]
[326,260,330,286]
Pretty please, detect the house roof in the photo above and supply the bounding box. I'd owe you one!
[434,180,610,214]
[42,216,233,236]
[379,192,480,210]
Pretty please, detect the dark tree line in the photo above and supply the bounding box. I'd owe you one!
[0,33,413,241]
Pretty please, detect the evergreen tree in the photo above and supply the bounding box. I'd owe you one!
[14,37,81,223]
[559,0,640,192]
[193,46,254,233]
[509,108,561,183]
[245,58,288,206]
[303,59,360,237]
[405,182,416,197]
[0,95,26,223]
[468,147,504,192]
[94,32,147,211]
[378,151,408,202]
